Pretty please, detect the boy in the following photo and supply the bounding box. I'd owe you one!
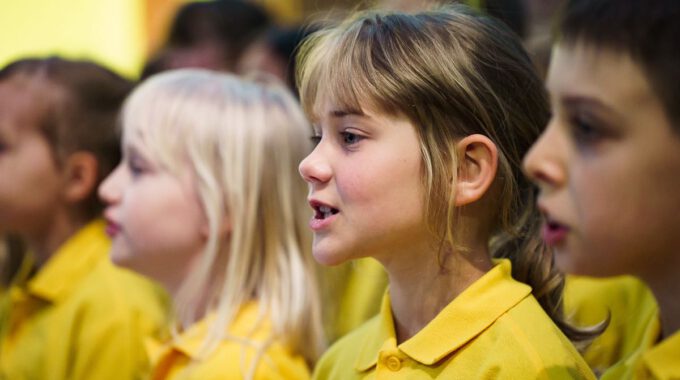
[523,0,680,378]
[0,57,169,380]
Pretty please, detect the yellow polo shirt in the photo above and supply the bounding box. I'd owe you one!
[564,275,659,375]
[319,258,388,343]
[598,323,680,380]
[149,302,311,379]
[0,220,170,380]
[313,259,595,379]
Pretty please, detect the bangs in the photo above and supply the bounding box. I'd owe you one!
[297,13,413,121]
[121,70,225,174]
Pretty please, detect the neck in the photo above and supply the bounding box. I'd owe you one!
[381,239,493,344]
[25,210,85,268]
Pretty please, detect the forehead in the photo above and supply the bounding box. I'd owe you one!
[547,43,660,113]
[0,78,49,135]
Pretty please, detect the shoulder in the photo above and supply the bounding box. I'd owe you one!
[61,256,170,346]
[475,295,595,379]
[179,312,312,380]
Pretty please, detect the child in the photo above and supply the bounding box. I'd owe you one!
[98,69,324,379]
[297,5,595,379]
[0,57,169,379]
[523,0,680,378]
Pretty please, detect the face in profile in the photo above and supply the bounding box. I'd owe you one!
[99,131,207,291]
[298,99,430,267]
[523,43,680,279]
[0,79,63,238]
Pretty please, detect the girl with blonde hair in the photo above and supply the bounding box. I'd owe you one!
[99,69,324,379]
[297,5,595,379]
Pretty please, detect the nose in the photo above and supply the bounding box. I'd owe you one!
[98,163,126,205]
[299,143,332,186]
[522,121,567,191]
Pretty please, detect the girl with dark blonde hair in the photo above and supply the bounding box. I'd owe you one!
[297,5,595,379]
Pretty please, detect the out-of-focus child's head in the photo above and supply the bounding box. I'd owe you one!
[238,25,321,96]
[558,0,680,131]
[142,0,271,78]
[0,57,132,235]
[523,0,680,277]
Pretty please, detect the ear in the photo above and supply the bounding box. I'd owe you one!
[61,152,99,204]
[454,134,498,207]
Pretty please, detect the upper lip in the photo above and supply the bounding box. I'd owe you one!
[103,211,120,228]
[537,202,567,228]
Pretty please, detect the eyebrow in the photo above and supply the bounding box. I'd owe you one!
[562,95,609,109]
[329,108,365,118]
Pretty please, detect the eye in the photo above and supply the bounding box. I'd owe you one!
[127,157,147,177]
[570,114,605,147]
[340,131,363,146]
[310,134,321,146]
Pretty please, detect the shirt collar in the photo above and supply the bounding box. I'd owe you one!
[355,259,532,371]
[166,301,266,360]
[26,220,110,303]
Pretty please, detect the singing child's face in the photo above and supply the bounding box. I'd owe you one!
[298,100,431,266]
[0,79,63,238]
[99,132,207,291]
[523,43,680,279]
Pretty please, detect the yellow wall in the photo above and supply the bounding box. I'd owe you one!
[0,0,146,79]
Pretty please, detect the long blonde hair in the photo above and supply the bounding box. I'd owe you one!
[121,70,324,368]
[297,5,594,342]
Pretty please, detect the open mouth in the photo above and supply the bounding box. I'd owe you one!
[314,204,339,220]
[546,219,564,232]
[542,215,569,245]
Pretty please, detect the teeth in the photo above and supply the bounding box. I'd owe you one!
[319,205,333,219]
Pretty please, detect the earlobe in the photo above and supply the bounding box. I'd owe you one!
[62,152,99,204]
[454,134,498,206]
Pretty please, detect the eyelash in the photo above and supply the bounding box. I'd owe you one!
[569,114,605,146]
[340,131,363,146]
[127,158,146,177]
[310,134,321,146]
[309,130,365,148]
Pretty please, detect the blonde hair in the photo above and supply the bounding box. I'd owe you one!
[297,5,594,342]
[121,70,324,370]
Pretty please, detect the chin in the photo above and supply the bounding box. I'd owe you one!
[109,246,133,268]
[312,244,353,266]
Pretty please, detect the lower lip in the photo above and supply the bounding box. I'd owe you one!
[309,213,337,231]
[105,222,121,238]
[542,223,568,246]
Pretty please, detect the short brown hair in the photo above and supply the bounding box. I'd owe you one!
[558,0,680,131]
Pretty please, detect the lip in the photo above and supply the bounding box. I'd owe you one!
[541,220,569,246]
[537,204,570,246]
[103,214,122,238]
[308,199,339,231]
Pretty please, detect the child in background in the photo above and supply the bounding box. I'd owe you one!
[523,0,680,378]
[0,57,169,380]
[297,5,595,379]
[99,70,324,379]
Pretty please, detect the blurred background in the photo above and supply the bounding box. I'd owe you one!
[0,0,562,81]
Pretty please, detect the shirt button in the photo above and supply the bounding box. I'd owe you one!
[385,356,402,371]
